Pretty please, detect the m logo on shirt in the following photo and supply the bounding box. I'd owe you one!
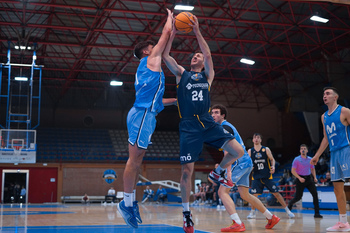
[326,122,336,134]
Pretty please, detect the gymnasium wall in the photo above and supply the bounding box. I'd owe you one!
[0,163,196,203]
[0,166,58,203]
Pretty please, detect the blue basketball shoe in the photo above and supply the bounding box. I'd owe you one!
[117,200,138,228]
[133,201,142,224]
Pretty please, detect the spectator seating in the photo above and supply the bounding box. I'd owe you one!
[36,128,216,163]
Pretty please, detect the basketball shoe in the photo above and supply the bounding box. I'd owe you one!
[209,169,234,188]
[117,200,138,228]
[221,221,246,232]
[326,222,350,232]
[247,210,256,219]
[265,215,280,229]
[133,201,142,224]
[183,211,194,233]
[287,210,295,218]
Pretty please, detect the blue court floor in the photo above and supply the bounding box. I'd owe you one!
[1,224,211,233]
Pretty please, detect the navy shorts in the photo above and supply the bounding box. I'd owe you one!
[250,178,278,194]
[179,114,235,164]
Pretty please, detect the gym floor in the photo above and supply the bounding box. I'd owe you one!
[0,203,345,233]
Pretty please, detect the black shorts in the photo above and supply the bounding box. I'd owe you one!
[250,178,278,194]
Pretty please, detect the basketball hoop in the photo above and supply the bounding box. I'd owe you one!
[13,145,22,156]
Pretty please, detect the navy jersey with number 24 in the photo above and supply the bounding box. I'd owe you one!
[177,70,210,118]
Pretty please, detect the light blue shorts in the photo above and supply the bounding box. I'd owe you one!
[127,107,157,149]
[230,162,253,187]
[330,146,350,181]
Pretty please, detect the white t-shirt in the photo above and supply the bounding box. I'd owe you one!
[107,189,115,195]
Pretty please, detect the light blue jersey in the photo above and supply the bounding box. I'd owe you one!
[324,105,350,152]
[134,56,165,113]
[221,120,252,187]
[221,121,252,170]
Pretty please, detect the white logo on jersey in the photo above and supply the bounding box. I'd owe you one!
[186,83,192,90]
[326,122,336,134]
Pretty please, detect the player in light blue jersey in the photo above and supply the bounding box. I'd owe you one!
[162,16,244,233]
[117,9,176,229]
[311,87,350,232]
[211,104,280,231]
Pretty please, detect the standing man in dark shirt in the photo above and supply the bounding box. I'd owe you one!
[248,133,294,219]
[288,144,323,218]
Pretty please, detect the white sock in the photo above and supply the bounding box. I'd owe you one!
[215,165,225,174]
[285,206,291,213]
[133,189,136,202]
[250,209,256,214]
[230,213,242,224]
[182,202,190,212]
[263,210,273,219]
[124,192,133,207]
[340,214,348,223]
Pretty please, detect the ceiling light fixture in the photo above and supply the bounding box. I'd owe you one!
[14,77,28,81]
[310,15,329,23]
[240,58,255,65]
[110,81,123,86]
[174,4,194,11]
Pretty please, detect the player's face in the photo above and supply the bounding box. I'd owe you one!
[191,53,204,67]
[143,44,154,56]
[211,109,224,123]
[300,146,308,155]
[252,135,262,145]
[323,89,337,105]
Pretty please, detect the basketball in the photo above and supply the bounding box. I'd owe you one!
[175,12,195,33]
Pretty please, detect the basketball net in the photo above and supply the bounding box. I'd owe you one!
[13,145,22,156]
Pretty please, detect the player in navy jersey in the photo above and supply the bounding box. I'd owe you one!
[211,104,280,231]
[117,9,176,229]
[162,16,244,233]
[311,87,350,232]
[248,133,294,219]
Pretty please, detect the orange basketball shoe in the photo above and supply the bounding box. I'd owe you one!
[265,215,280,229]
[221,221,246,232]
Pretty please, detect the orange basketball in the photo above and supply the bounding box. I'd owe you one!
[175,12,194,33]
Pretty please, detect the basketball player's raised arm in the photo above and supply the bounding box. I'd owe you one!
[162,25,184,83]
[311,114,329,165]
[191,16,215,85]
[148,9,173,70]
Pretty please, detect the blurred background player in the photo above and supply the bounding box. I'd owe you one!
[247,133,294,219]
[141,186,154,204]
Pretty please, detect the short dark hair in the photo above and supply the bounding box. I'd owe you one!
[323,86,339,96]
[133,40,155,60]
[253,133,262,139]
[211,104,228,119]
[300,144,308,149]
